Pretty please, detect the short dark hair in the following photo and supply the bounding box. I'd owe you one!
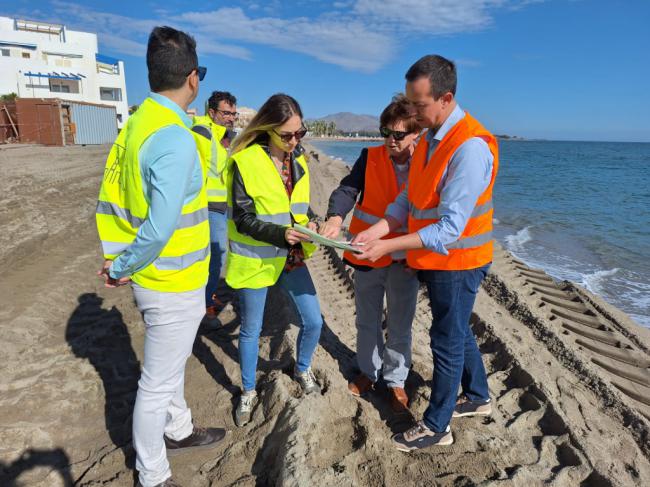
[379,94,419,133]
[147,26,198,92]
[208,91,237,110]
[405,55,456,99]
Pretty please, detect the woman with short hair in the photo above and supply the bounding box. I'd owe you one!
[320,94,421,412]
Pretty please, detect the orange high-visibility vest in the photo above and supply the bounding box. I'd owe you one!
[344,145,408,268]
[407,112,498,271]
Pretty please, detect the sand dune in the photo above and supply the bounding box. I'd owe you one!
[0,143,649,486]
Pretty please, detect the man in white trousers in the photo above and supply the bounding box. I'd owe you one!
[96,25,226,487]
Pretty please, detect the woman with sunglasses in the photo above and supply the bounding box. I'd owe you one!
[319,94,421,412]
[225,93,323,427]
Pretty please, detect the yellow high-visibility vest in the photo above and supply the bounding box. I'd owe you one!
[192,115,229,204]
[96,97,209,292]
[225,143,315,289]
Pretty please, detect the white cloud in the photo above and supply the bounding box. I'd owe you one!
[12,0,543,73]
[354,0,506,34]
[48,1,253,60]
[177,7,394,72]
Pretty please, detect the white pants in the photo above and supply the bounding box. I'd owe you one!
[131,283,205,487]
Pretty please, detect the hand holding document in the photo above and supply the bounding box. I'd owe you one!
[293,224,364,254]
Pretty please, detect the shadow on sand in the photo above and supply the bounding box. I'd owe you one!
[65,293,140,472]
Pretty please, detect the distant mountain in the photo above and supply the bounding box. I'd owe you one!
[311,112,379,133]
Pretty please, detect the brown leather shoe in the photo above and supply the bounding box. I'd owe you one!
[348,374,374,396]
[164,426,227,457]
[388,386,409,412]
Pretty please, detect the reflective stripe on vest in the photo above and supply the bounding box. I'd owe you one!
[96,97,209,292]
[226,206,292,225]
[445,231,493,250]
[229,240,289,259]
[225,144,314,289]
[99,242,210,273]
[406,112,498,271]
[96,201,145,228]
[192,115,228,204]
[207,188,228,198]
[409,199,493,220]
[154,245,210,270]
[352,206,381,225]
[344,144,406,268]
[291,202,309,214]
[101,240,130,255]
[97,201,208,229]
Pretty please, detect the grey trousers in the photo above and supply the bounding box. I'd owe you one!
[353,262,419,388]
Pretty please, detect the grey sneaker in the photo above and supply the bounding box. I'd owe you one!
[164,425,226,457]
[235,390,257,427]
[294,367,320,394]
[452,395,492,418]
[392,421,453,451]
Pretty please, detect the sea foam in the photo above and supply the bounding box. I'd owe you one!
[505,226,533,252]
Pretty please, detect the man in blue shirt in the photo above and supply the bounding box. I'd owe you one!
[97,27,226,487]
[354,55,497,451]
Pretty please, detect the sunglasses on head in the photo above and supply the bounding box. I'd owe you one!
[188,66,207,81]
[273,126,308,143]
[380,126,411,141]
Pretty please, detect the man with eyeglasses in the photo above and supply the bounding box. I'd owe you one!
[354,55,498,452]
[96,26,226,487]
[192,91,238,328]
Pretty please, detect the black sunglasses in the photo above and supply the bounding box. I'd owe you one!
[217,109,239,117]
[380,126,411,141]
[188,66,207,81]
[273,126,308,143]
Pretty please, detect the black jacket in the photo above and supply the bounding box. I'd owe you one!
[326,148,368,219]
[230,144,307,249]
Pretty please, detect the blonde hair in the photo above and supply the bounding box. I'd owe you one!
[230,93,303,155]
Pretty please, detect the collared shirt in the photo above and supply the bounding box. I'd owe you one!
[109,92,203,278]
[385,105,494,255]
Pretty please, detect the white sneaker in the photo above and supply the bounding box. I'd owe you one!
[235,390,257,427]
[294,367,320,395]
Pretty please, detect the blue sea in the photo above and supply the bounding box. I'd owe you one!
[309,139,650,328]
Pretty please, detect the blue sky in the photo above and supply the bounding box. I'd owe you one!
[3,0,649,141]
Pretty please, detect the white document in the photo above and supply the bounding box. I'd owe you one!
[293,224,363,254]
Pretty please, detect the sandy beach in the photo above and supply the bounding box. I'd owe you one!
[1,142,650,487]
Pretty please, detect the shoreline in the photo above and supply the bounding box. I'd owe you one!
[304,135,382,142]
[305,141,648,333]
[306,140,650,330]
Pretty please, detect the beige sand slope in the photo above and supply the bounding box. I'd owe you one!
[1,143,649,487]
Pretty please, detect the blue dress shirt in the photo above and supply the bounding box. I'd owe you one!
[109,93,203,279]
[385,105,494,255]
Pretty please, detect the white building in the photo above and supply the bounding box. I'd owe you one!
[0,17,128,127]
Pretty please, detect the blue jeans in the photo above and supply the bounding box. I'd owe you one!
[206,210,228,307]
[420,264,490,432]
[238,265,323,392]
